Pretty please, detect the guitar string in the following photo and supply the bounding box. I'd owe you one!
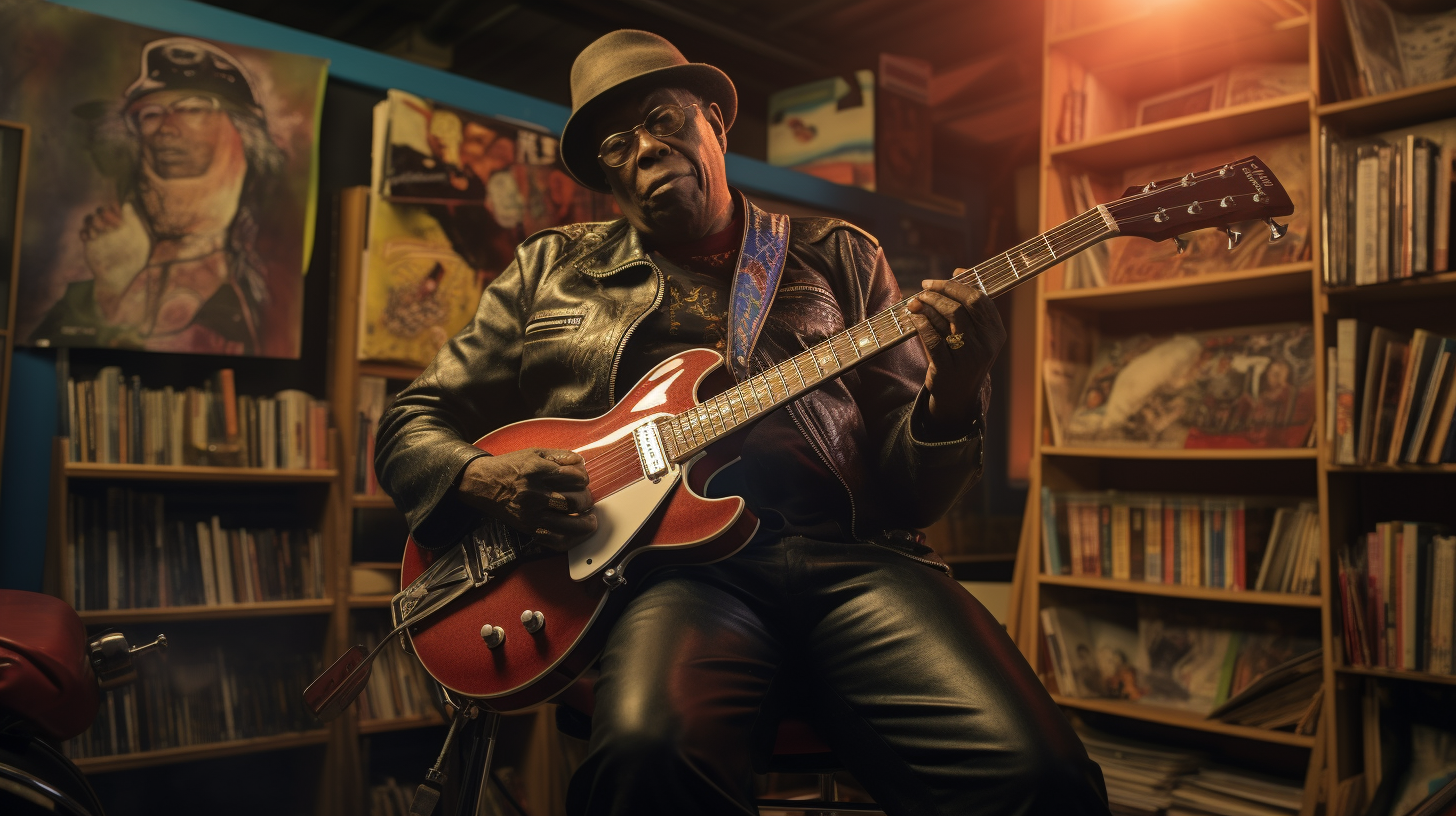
[589,166,1273,470]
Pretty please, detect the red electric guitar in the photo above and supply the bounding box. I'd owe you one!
[305,156,1296,720]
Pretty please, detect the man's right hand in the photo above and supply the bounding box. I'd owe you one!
[456,449,596,551]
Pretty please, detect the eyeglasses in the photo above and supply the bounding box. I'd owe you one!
[127,95,222,135]
[597,103,700,168]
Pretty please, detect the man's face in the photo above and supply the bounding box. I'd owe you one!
[128,91,235,179]
[594,87,731,243]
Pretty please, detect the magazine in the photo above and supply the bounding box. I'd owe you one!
[1063,323,1316,450]
[359,90,618,366]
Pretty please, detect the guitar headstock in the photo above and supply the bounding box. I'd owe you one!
[1106,155,1294,250]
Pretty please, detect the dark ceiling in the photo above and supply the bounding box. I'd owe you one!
[199,0,1042,163]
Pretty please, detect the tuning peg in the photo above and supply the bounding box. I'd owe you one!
[1174,235,1189,255]
[1181,173,1196,187]
[1224,226,1243,250]
[1219,196,1234,208]
[1266,217,1288,242]
[1218,164,1232,178]
[1153,207,1169,223]
[1186,201,1203,214]
[1142,180,1158,193]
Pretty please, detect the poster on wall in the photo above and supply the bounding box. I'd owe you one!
[360,90,617,367]
[0,0,327,358]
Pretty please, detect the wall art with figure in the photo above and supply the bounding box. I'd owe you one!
[0,0,326,357]
[359,89,617,367]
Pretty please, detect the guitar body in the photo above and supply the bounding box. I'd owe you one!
[400,348,759,712]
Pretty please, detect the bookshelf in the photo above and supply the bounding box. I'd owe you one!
[1020,1,1331,813]
[1021,2,1456,815]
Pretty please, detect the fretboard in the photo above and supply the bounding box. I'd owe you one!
[657,206,1117,463]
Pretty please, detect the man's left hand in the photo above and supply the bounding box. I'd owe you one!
[906,275,1006,433]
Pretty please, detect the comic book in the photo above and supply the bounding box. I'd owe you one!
[1063,322,1316,450]
[358,90,617,366]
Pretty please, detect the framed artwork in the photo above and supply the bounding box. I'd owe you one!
[0,119,29,490]
[1135,76,1227,127]
[0,0,328,358]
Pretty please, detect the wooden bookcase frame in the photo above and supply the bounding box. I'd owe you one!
[1016,2,1456,814]
[0,120,27,496]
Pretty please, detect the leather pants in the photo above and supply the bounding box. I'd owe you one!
[565,536,1111,816]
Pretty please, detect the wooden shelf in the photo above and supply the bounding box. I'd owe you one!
[1050,694,1317,747]
[1050,94,1310,171]
[73,729,329,774]
[1041,446,1318,460]
[1336,666,1456,687]
[353,493,397,509]
[64,462,337,483]
[76,599,334,624]
[1039,574,1322,607]
[1046,263,1312,311]
[1325,463,1456,474]
[359,714,446,734]
[1052,8,1307,100]
[941,552,1018,564]
[1317,76,1456,135]
[349,595,395,608]
[359,361,425,381]
[1324,270,1456,303]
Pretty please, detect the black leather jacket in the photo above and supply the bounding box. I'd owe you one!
[375,196,986,552]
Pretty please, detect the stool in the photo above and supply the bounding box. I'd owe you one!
[554,675,883,815]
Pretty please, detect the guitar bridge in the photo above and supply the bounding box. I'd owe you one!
[632,422,670,481]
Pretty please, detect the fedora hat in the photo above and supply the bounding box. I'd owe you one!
[560,30,736,192]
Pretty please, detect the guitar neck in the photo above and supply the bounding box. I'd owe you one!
[658,206,1119,463]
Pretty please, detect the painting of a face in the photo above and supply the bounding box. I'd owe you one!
[129,91,233,179]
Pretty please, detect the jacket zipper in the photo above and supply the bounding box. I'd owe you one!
[607,260,664,406]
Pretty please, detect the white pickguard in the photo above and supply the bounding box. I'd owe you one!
[567,464,681,581]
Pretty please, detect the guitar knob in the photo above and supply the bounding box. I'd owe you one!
[480,625,505,649]
[1224,226,1243,250]
[1266,217,1288,242]
[521,610,545,633]
[1173,235,1189,255]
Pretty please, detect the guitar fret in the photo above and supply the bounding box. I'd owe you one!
[825,340,841,369]
[888,307,905,337]
[747,379,765,412]
[726,389,745,423]
[671,420,689,453]
[704,404,722,436]
[775,366,793,399]
[790,356,809,388]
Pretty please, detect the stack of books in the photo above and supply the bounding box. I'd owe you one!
[63,647,322,759]
[1077,727,1202,816]
[1168,767,1304,816]
[1331,322,1456,466]
[357,623,437,723]
[1041,489,1320,594]
[62,366,331,469]
[1075,727,1307,816]
[1336,522,1456,674]
[66,488,325,611]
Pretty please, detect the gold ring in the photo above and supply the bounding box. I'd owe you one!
[945,333,966,350]
[547,495,568,512]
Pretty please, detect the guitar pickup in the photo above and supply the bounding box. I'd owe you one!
[632,422,670,481]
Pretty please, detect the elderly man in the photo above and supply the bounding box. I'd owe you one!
[377,30,1109,816]
[31,38,282,354]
